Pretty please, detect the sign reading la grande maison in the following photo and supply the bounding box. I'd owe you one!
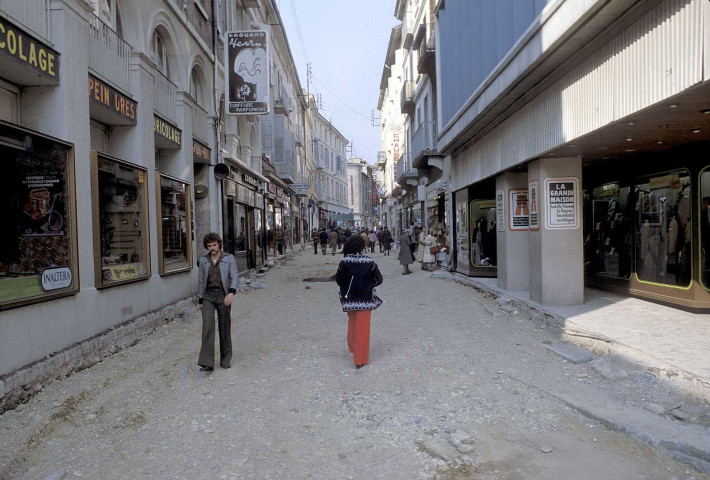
[154,115,182,148]
[88,74,137,124]
[0,16,59,83]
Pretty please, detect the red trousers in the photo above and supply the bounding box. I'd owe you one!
[347,310,371,366]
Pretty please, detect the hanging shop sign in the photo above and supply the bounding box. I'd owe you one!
[545,178,579,229]
[254,192,264,208]
[495,190,505,232]
[242,173,260,189]
[509,188,529,231]
[246,189,255,207]
[0,15,59,85]
[528,180,539,231]
[192,139,210,164]
[154,115,182,149]
[88,74,137,125]
[225,30,270,115]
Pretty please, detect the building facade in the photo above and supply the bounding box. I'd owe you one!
[434,0,710,309]
[0,0,335,386]
[378,0,447,237]
[347,158,377,229]
[309,102,350,227]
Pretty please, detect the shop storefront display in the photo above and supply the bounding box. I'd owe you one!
[634,170,691,287]
[0,123,77,308]
[700,169,710,289]
[91,152,150,287]
[157,174,192,275]
[588,182,633,279]
[470,199,497,267]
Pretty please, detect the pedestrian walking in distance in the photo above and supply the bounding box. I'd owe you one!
[319,228,328,255]
[328,228,339,255]
[398,229,414,274]
[381,227,392,256]
[367,230,378,253]
[197,232,238,372]
[335,235,383,369]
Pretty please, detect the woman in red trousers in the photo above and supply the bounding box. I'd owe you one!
[335,235,384,369]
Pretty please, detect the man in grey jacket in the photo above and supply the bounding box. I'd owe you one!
[197,232,238,372]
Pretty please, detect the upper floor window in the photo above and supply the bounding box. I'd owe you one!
[151,30,170,78]
[190,68,206,108]
[90,0,123,36]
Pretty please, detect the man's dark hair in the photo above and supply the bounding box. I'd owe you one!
[343,235,366,255]
[203,232,223,249]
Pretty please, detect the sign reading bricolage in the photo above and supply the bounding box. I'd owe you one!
[225,30,269,115]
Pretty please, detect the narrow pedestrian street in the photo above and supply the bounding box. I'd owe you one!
[1,250,708,480]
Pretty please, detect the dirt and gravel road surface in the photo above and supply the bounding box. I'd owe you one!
[1,250,708,479]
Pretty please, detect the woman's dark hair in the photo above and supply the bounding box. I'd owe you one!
[343,235,366,255]
[203,232,223,249]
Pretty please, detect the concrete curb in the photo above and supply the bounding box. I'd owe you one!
[439,271,710,399]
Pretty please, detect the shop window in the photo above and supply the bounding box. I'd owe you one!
[470,199,497,267]
[699,169,710,289]
[157,174,192,275]
[91,152,150,287]
[589,183,633,279]
[0,124,78,309]
[635,170,692,287]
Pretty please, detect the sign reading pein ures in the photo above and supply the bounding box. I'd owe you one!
[225,30,270,115]
[88,74,137,125]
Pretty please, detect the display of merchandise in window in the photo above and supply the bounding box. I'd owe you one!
[634,171,691,287]
[159,175,191,274]
[0,124,77,308]
[588,183,633,279]
[95,155,149,285]
[470,199,497,267]
[700,170,710,289]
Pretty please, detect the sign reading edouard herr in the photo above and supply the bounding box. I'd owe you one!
[225,30,269,115]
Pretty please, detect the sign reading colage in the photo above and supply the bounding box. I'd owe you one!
[545,178,579,229]
[226,30,270,115]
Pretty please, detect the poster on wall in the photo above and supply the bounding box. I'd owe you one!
[509,189,529,231]
[21,173,66,236]
[545,178,579,229]
[496,190,505,232]
[225,30,270,115]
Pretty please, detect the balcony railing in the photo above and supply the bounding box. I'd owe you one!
[396,152,414,182]
[153,69,177,122]
[88,12,132,94]
[192,103,208,143]
[400,81,414,115]
[274,84,293,114]
[0,0,50,43]
[376,151,387,168]
[411,121,437,163]
[417,32,436,76]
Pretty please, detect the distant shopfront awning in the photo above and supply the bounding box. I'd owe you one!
[329,214,354,221]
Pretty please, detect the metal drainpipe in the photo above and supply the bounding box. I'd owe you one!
[211,0,223,236]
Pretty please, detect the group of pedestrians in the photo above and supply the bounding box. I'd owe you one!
[397,224,442,275]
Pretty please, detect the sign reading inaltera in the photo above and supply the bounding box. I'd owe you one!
[41,266,72,291]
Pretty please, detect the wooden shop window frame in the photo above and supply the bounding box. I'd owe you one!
[90,151,151,288]
[0,121,80,310]
[155,172,193,276]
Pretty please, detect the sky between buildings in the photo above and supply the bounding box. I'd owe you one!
[277,0,398,164]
